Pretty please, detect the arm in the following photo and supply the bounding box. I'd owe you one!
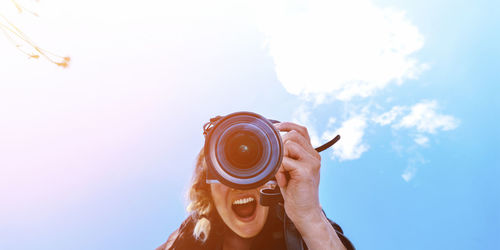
[274,122,347,250]
[293,208,347,250]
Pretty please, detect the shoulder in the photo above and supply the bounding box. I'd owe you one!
[157,216,221,250]
[156,228,180,250]
[156,217,196,250]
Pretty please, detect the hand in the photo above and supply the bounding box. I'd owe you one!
[274,122,347,250]
[274,122,323,225]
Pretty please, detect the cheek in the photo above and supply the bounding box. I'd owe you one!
[210,184,229,216]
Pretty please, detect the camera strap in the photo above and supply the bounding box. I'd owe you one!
[203,115,223,136]
[284,213,305,250]
[272,203,305,250]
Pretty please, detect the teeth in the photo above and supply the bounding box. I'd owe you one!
[232,197,255,205]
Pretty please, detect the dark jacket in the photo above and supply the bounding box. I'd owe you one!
[157,205,354,250]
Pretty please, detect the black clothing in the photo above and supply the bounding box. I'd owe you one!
[157,205,355,250]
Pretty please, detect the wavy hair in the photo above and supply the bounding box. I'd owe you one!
[186,148,215,242]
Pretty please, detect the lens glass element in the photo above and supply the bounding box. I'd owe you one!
[224,130,263,169]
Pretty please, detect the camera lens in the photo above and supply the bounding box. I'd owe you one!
[224,130,263,169]
[204,112,283,190]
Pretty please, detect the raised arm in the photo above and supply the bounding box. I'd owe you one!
[274,122,347,250]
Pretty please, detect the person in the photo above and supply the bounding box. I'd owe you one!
[157,122,355,250]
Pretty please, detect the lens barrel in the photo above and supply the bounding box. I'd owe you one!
[204,112,283,190]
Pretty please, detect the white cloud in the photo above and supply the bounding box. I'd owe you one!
[258,0,440,164]
[260,0,427,103]
[292,105,321,147]
[414,134,429,146]
[401,154,427,182]
[395,100,460,133]
[327,117,337,127]
[401,165,416,182]
[257,1,458,167]
[323,115,368,161]
[373,105,407,125]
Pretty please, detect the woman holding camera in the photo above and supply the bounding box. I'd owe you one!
[157,122,354,250]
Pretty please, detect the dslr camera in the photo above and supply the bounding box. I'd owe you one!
[203,111,340,205]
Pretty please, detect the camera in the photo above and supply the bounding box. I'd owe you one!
[203,111,341,195]
[204,111,283,190]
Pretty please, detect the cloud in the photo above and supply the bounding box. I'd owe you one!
[395,100,460,133]
[327,117,337,127]
[414,134,429,146]
[323,115,368,161]
[401,165,416,182]
[374,100,460,135]
[292,105,321,147]
[258,0,459,176]
[401,154,427,182]
[373,105,407,125]
[260,0,427,103]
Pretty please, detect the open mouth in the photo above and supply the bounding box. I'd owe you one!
[231,196,257,219]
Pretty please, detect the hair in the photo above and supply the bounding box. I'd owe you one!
[186,148,215,242]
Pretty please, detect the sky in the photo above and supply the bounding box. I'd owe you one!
[0,0,498,249]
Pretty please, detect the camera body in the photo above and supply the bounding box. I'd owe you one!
[204,111,283,190]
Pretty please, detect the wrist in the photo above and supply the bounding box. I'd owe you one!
[296,212,346,250]
[291,207,324,233]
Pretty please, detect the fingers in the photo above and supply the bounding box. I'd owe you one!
[276,122,311,143]
[275,157,300,189]
[275,169,288,189]
[284,139,306,160]
[276,141,304,189]
[274,122,322,190]
[278,156,320,185]
[280,156,302,173]
[282,129,321,160]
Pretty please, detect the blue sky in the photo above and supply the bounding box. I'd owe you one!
[0,0,498,249]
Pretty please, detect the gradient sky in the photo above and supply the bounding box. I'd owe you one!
[0,0,498,249]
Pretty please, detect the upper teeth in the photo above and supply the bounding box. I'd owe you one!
[233,197,255,205]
